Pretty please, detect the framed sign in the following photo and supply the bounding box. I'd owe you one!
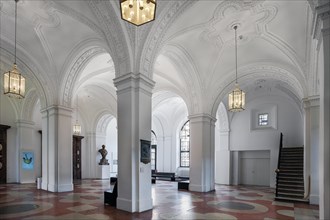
[22,151,34,170]
[140,139,151,164]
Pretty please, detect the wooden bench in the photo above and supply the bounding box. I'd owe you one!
[178,180,189,190]
[104,178,117,207]
[152,172,176,181]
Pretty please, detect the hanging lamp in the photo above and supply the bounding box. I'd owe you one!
[228,25,245,112]
[120,0,156,26]
[3,0,25,99]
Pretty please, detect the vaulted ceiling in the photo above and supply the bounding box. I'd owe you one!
[0,0,314,122]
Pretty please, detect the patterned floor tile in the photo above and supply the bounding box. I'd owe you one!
[0,180,320,220]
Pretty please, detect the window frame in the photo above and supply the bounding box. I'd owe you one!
[179,120,190,167]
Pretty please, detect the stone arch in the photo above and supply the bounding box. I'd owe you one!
[155,44,204,115]
[59,42,109,107]
[139,0,197,78]
[211,63,308,117]
[20,89,40,121]
[89,0,132,77]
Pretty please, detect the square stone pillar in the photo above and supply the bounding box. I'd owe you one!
[114,73,154,212]
[41,106,73,192]
[315,3,330,218]
[189,114,216,192]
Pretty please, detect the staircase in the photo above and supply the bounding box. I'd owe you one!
[275,134,308,202]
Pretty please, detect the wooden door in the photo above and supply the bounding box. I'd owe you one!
[73,135,84,180]
[0,125,11,184]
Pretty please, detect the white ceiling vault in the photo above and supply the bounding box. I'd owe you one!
[0,0,316,120]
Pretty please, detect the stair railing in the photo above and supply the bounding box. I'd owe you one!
[275,132,283,197]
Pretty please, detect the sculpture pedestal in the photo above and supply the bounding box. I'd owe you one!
[97,165,110,179]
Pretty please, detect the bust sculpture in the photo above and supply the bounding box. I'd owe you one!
[98,145,109,165]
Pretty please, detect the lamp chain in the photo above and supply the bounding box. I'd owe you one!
[234,25,238,84]
[15,0,18,64]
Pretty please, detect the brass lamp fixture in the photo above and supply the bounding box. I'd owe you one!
[120,0,156,26]
[228,25,245,112]
[73,95,81,135]
[3,0,25,99]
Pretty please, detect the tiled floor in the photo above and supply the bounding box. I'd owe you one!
[0,180,319,220]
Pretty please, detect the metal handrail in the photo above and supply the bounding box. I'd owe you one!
[275,132,283,197]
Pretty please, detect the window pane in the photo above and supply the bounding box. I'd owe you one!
[181,152,190,167]
[258,113,268,126]
[180,121,190,167]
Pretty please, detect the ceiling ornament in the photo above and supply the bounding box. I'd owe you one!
[201,0,274,49]
[3,0,25,99]
[228,25,245,112]
[120,0,156,26]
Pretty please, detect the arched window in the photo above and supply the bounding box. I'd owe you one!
[180,121,190,167]
[151,130,157,171]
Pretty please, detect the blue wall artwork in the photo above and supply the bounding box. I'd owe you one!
[22,151,34,170]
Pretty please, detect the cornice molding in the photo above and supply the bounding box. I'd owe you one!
[113,72,155,91]
[312,2,330,39]
[188,113,217,124]
[303,95,320,108]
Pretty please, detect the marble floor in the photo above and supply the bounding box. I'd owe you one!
[0,180,319,220]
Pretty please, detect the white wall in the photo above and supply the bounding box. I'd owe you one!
[106,118,118,173]
[230,94,303,187]
[1,95,42,184]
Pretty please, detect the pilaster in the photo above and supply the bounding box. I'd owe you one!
[303,96,320,204]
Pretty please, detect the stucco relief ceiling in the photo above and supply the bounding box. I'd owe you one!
[0,0,312,118]
[155,0,310,112]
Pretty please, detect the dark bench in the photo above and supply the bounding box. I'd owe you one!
[178,180,189,190]
[104,178,117,207]
[152,172,176,181]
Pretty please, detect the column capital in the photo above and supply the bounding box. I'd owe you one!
[303,95,320,108]
[41,105,73,115]
[189,113,217,124]
[113,72,155,94]
[313,2,330,39]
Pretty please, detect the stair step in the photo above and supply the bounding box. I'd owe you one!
[280,168,304,173]
[278,181,304,186]
[282,165,302,168]
[281,147,304,151]
[277,192,304,198]
[278,183,304,189]
[281,155,303,157]
[275,196,309,203]
[278,175,303,179]
[278,187,304,193]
